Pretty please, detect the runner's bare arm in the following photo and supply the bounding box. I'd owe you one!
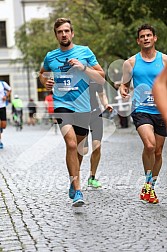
[68,59,105,85]
[98,90,113,112]
[39,67,54,91]
[119,58,134,98]
[153,64,167,125]
[162,53,167,66]
[5,89,11,100]
[85,64,105,85]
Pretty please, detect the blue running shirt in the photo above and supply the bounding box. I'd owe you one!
[132,51,164,114]
[43,45,99,112]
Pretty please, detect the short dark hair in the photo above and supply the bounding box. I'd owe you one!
[54,18,73,34]
[137,24,156,38]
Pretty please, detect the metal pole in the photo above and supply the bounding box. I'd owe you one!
[21,0,31,100]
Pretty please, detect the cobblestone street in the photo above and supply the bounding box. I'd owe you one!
[0,121,167,252]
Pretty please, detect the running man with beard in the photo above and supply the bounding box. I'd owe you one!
[39,18,105,207]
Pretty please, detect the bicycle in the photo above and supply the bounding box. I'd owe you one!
[13,109,23,131]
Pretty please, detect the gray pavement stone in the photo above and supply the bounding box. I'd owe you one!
[0,123,167,251]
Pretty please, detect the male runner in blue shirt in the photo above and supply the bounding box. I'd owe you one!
[39,18,105,207]
[120,24,167,204]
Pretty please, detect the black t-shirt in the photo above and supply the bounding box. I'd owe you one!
[28,102,36,114]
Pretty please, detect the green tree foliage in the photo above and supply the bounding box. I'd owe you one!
[146,0,167,25]
[15,0,117,71]
[97,0,167,26]
[97,0,151,26]
[15,19,56,70]
[97,0,167,56]
[15,0,167,73]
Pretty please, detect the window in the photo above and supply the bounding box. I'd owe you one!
[0,75,9,84]
[0,21,7,47]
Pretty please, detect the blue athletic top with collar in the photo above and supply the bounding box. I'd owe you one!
[132,51,164,114]
[43,44,99,112]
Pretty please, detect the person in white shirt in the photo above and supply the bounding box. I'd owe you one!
[0,80,11,149]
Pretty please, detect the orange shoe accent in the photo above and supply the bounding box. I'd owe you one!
[140,183,151,202]
[148,189,159,204]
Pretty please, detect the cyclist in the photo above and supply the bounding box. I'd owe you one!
[12,95,23,129]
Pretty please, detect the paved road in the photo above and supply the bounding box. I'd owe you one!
[0,121,167,252]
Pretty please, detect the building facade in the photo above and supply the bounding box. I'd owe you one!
[0,0,53,103]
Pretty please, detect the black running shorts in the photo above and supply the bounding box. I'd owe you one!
[54,107,90,136]
[131,112,167,137]
[0,107,7,121]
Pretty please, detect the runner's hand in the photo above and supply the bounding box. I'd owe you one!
[105,104,113,112]
[45,78,54,91]
[119,84,130,99]
[68,59,85,71]
[2,96,7,101]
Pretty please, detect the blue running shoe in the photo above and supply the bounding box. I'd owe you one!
[72,190,85,207]
[69,183,75,199]
[0,142,3,149]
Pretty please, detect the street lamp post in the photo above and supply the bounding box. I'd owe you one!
[21,0,31,101]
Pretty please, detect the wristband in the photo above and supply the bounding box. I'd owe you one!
[81,65,87,72]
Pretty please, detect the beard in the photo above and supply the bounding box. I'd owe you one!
[60,40,72,47]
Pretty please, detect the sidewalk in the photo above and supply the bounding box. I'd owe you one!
[0,123,167,252]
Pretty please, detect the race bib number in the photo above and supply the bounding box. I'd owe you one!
[140,91,156,107]
[56,74,78,91]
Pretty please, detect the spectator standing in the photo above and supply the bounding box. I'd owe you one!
[27,98,37,125]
